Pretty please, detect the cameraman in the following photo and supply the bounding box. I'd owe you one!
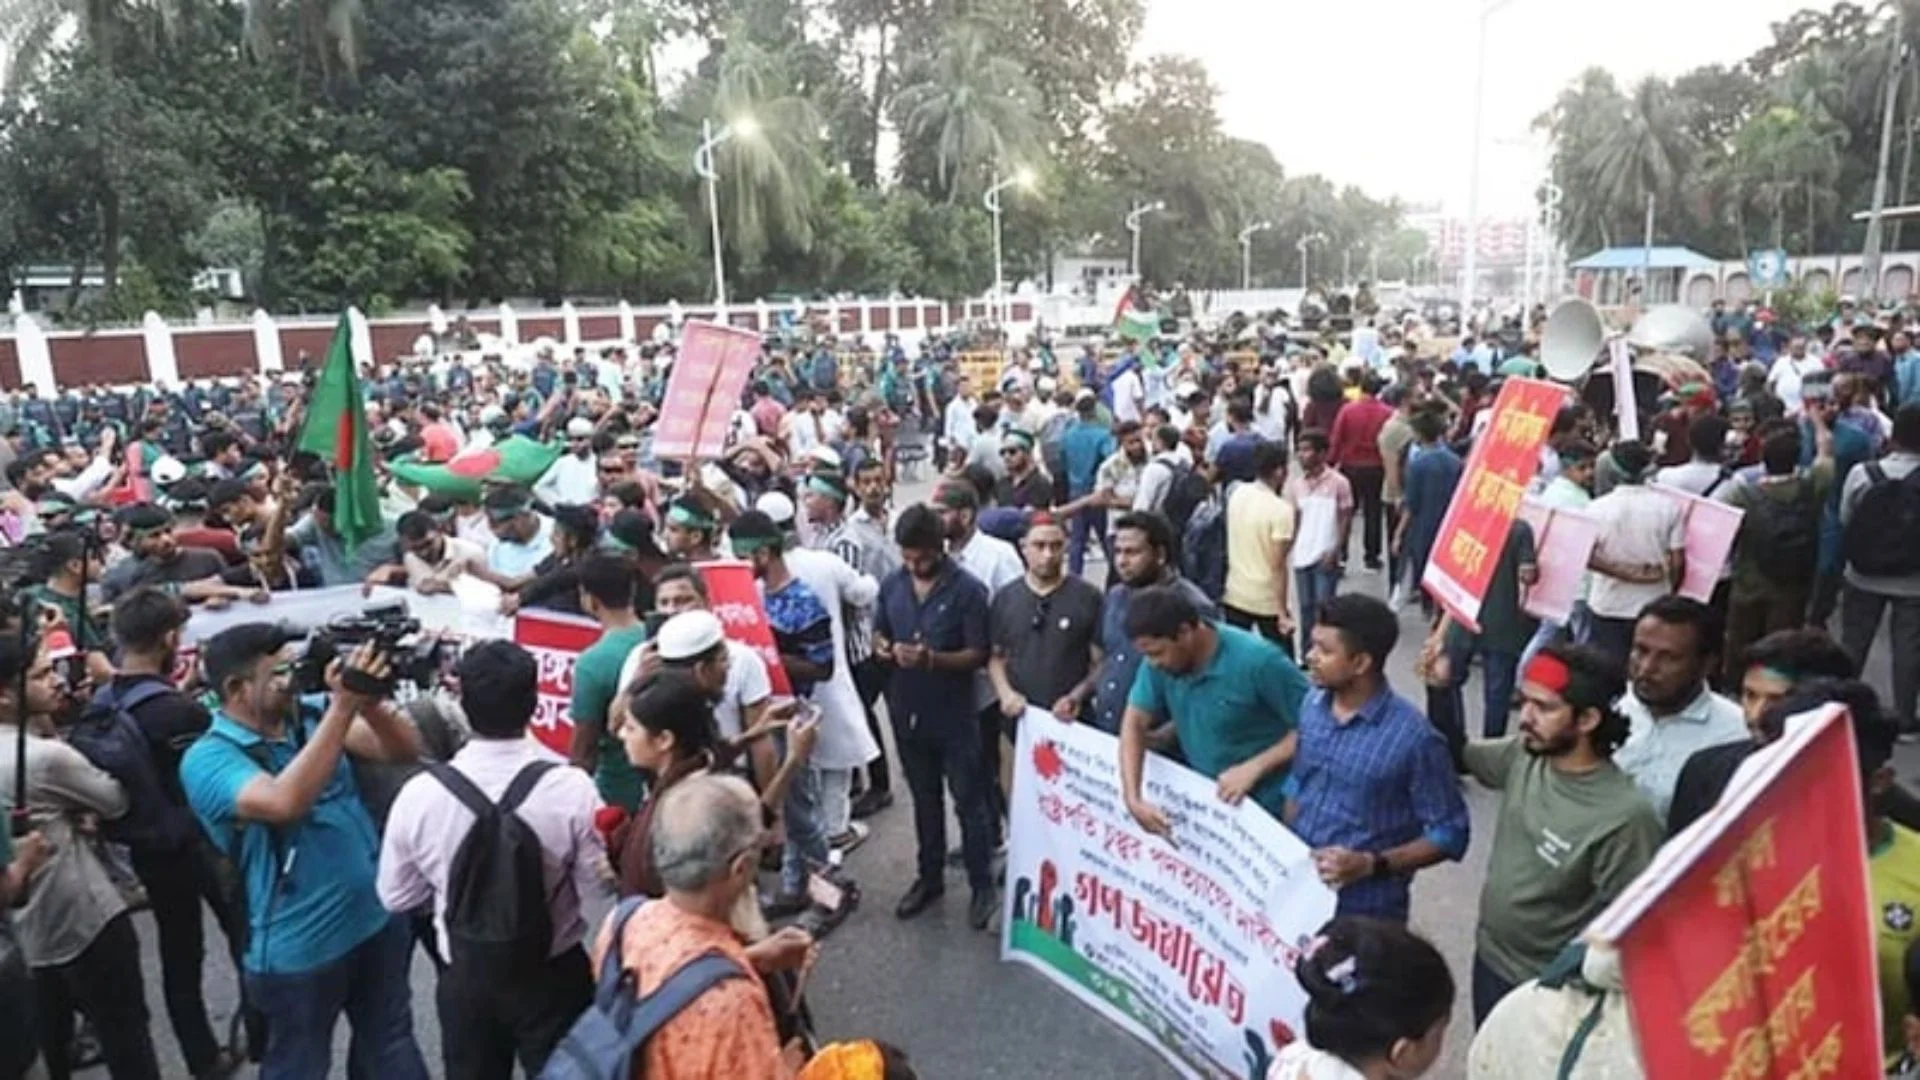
[179,624,428,1080]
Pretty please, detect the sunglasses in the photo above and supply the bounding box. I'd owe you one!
[999,447,1024,457]
[1030,598,1052,633]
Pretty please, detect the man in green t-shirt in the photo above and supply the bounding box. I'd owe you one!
[1464,642,1662,1028]
[567,554,649,811]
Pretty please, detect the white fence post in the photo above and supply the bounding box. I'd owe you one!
[13,315,53,396]
[498,303,520,345]
[617,301,636,344]
[252,309,283,373]
[561,301,581,346]
[347,307,374,366]
[142,311,182,387]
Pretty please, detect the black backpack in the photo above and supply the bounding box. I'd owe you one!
[66,680,197,852]
[542,897,746,1080]
[1741,473,1821,581]
[429,760,557,979]
[1844,463,1920,577]
[1159,462,1210,527]
[1181,482,1239,601]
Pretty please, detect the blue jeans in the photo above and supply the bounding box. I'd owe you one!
[1445,638,1521,739]
[1068,506,1111,577]
[1294,563,1344,649]
[1517,600,1592,677]
[781,762,832,896]
[243,916,428,1080]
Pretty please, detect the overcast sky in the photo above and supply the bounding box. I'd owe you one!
[1139,0,1819,219]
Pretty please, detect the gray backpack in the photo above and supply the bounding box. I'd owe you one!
[541,897,746,1080]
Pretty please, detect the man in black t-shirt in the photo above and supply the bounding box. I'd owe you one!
[108,588,244,1079]
[987,514,1104,727]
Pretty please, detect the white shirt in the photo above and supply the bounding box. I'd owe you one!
[1583,484,1686,619]
[955,529,1025,710]
[1133,452,1184,513]
[51,455,114,502]
[944,396,979,447]
[619,638,769,741]
[533,452,599,507]
[1768,355,1827,416]
[783,547,882,770]
[376,737,606,957]
[454,509,495,554]
[1112,368,1145,424]
[489,515,555,578]
[1613,686,1747,825]
[1252,384,1291,443]
[402,535,486,590]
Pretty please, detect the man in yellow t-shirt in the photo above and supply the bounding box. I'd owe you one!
[1222,440,1296,657]
[1875,816,1920,1064]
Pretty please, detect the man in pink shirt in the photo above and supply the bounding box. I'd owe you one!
[1326,373,1394,570]
[1284,429,1356,647]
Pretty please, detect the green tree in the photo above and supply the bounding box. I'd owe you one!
[893,19,1041,201]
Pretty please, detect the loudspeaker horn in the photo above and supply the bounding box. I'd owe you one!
[1540,298,1605,382]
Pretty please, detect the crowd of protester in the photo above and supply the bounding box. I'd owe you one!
[0,292,1915,1080]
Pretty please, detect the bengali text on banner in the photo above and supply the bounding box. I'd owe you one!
[1586,705,1880,1080]
[1421,377,1570,632]
[651,320,764,460]
[1002,709,1336,1080]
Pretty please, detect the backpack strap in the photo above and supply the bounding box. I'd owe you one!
[499,760,557,814]
[425,761,497,820]
[627,950,747,1041]
[1702,466,1735,499]
[594,896,651,1002]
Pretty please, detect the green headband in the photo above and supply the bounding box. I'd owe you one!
[486,503,530,523]
[1002,430,1036,452]
[729,533,784,558]
[804,474,847,501]
[667,502,717,531]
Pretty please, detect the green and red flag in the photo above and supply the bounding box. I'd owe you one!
[387,436,563,501]
[296,313,385,551]
[1112,283,1159,343]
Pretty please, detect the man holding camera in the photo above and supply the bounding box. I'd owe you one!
[179,623,428,1080]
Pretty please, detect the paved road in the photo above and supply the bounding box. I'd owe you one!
[117,475,1909,1079]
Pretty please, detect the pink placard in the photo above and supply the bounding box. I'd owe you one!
[1652,484,1745,602]
[1518,499,1600,625]
[652,320,763,460]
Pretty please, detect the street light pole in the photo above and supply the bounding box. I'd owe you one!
[1237,221,1272,290]
[1297,232,1326,289]
[1464,0,1518,320]
[1126,200,1165,279]
[1865,8,1907,305]
[694,118,741,313]
[985,169,1034,333]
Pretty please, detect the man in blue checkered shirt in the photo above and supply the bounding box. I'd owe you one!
[1287,593,1469,920]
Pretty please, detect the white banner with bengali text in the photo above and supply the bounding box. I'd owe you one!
[1001,709,1336,1080]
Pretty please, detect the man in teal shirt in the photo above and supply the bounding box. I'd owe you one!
[1117,586,1310,830]
[567,554,648,810]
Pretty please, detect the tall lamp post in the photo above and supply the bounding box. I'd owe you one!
[1126,199,1166,279]
[1463,0,1519,318]
[1297,232,1327,289]
[694,116,758,312]
[1238,221,1272,290]
[985,167,1036,332]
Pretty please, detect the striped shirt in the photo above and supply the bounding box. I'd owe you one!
[1288,683,1470,921]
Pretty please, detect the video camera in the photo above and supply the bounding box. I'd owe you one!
[291,598,450,696]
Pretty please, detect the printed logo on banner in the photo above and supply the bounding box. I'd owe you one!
[1003,709,1334,1080]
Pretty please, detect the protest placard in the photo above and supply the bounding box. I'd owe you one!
[651,320,763,460]
[697,559,793,696]
[513,609,604,755]
[1518,499,1600,625]
[1586,705,1879,1079]
[1422,378,1571,632]
[1003,709,1335,1080]
[1652,484,1745,603]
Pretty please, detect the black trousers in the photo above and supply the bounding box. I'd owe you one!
[131,841,244,1076]
[34,912,162,1080]
[893,711,996,891]
[853,657,892,795]
[0,949,38,1080]
[979,704,1007,843]
[436,945,592,1080]
[1472,952,1521,1029]
[1221,603,1295,659]
[1345,465,1386,564]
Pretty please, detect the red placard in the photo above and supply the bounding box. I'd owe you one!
[697,559,793,696]
[651,321,762,460]
[1420,377,1569,632]
[512,609,604,754]
[1587,706,1880,1079]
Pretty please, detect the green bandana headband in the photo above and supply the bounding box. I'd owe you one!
[729,533,783,558]
[1001,430,1036,452]
[804,474,847,501]
[485,503,530,523]
[667,502,717,531]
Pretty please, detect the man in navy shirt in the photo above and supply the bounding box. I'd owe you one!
[872,504,999,930]
[1288,594,1469,921]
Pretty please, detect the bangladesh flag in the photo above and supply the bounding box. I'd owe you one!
[297,313,385,551]
[387,436,564,501]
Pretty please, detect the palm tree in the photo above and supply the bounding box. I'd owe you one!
[239,0,364,81]
[1586,77,1700,238]
[701,34,827,263]
[1733,106,1846,250]
[893,20,1039,202]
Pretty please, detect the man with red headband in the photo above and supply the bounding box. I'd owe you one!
[1464,643,1661,1026]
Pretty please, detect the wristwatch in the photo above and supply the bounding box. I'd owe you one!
[1369,852,1391,879]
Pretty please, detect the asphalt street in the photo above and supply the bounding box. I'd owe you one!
[113,471,1908,1080]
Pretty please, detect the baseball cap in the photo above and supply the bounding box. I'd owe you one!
[656,611,725,662]
[566,417,594,438]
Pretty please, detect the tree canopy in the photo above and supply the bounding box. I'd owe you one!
[0,0,1421,323]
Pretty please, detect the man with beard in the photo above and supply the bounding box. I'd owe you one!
[1611,596,1747,826]
[661,494,722,562]
[872,504,998,930]
[1090,511,1217,735]
[989,514,1104,736]
[993,429,1052,510]
[533,417,601,507]
[362,510,502,596]
[102,503,262,606]
[1463,643,1661,1026]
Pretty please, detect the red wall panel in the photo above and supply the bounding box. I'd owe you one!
[176,329,256,379]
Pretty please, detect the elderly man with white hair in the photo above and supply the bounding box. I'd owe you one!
[592,773,813,1079]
